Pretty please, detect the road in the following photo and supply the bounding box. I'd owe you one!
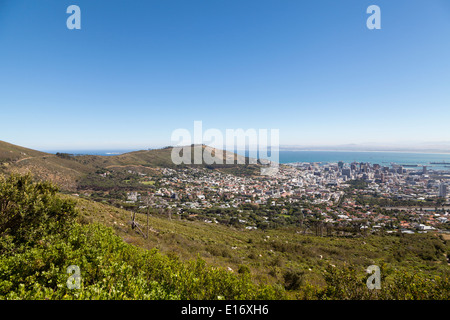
[384,206,450,211]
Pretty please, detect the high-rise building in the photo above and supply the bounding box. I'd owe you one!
[439,183,447,198]
[423,166,427,174]
[342,168,351,178]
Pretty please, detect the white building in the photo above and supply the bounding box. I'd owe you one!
[127,192,138,202]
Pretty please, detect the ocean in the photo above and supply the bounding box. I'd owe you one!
[44,149,450,171]
[270,150,450,171]
[44,150,134,156]
[277,151,450,167]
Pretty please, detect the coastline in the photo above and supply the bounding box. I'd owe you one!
[278,149,450,155]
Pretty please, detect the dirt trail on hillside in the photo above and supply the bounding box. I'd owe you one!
[15,155,56,164]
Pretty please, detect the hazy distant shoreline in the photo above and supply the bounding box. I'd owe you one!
[279,148,450,155]
[43,148,450,157]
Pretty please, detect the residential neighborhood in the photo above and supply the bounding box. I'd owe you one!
[98,161,450,235]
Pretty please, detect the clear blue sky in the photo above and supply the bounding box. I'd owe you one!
[1,0,450,150]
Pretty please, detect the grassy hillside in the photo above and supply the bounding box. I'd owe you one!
[0,140,48,162]
[77,145,261,172]
[1,174,449,299]
[74,194,450,295]
[0,142,262,191]
[0,173,284,300]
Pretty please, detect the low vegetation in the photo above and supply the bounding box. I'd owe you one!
[0,174,284,299]
[1,174,449,299]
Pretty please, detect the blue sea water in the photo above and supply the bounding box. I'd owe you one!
[251,150,450,171]
[44,150,134,156]
[278,151,450,166]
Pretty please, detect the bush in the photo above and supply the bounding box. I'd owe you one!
[0,173,77,250]
[0,222,287,300]
[312,264,450,300]
[283,269,304,291]
[0,174,286,300]
[238,265,251,275]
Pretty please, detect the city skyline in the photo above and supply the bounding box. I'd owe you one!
[1,0,450,150]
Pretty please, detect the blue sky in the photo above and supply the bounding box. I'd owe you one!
[1,0,450,150]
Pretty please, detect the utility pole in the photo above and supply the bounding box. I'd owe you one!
[131,211,146,238]
[147,205,149,239]
[145,194,153,239]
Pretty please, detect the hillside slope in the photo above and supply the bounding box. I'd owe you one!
[74,195,450,290]
[0,142,262,191]
[1,172,448,299]
[0,140,48,162]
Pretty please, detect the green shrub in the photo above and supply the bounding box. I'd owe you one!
[312,264,450,300]
[238,265,251,275]
[283,269,305,291]
[0,173,77,251]
[0,223,286,300]
[0,174,286,300]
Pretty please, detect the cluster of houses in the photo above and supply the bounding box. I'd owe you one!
[119,162,449,233]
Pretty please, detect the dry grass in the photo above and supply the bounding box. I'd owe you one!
[71,195,450,289]
[441,233,450,241]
